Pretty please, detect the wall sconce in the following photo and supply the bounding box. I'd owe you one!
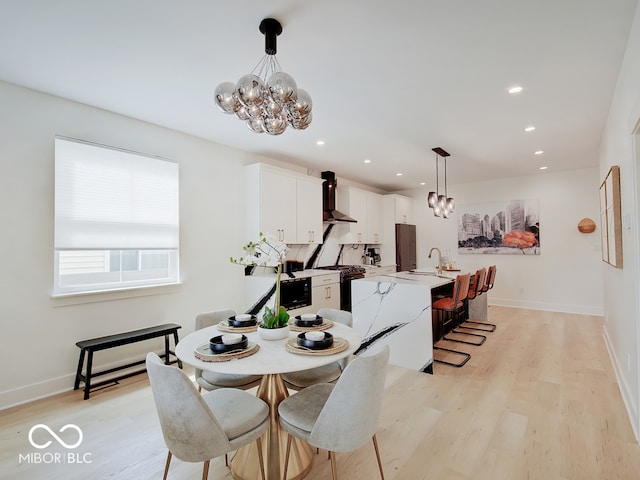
[577,217,596,233]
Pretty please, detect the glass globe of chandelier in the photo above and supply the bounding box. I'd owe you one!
[427,147,455,218]
[214,18,312,135]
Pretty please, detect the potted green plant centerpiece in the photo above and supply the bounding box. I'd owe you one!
[231,232,291,340]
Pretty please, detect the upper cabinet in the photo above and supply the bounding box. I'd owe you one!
[296,174,323,244]
[245,164,323,244]
[386,194,413,224]
[337,187,383,244]
[366,191,383,243]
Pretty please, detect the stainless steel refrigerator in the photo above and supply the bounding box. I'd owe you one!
[395,223,417,272]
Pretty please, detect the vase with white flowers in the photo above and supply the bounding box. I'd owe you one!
[231,232,291,340]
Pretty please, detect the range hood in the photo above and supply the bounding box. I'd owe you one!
[321,171,357,223]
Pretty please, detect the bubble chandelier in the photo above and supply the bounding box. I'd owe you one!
[214,18,312,135]
[427,147,455,218]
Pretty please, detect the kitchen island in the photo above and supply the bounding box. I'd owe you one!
[351,270,456,373]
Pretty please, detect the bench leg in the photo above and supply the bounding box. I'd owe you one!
[74,349,86,390]
[173,330,182,368]
[84,351,94,400]
[164,334,170,365]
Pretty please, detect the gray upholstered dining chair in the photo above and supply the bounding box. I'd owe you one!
[278,345,390,480]
[146,352,268,480]
[281,308,354,390]
[194,309,262,392]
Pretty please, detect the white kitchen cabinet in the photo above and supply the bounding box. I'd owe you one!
[389,194,413,224]
[366,191,383,244]
[259,168,297,243]
[296,175,323,244]
[311,273,340,311]
[245,163,323,244]
[338,187,383,244]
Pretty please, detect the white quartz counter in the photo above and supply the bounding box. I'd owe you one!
[362,270,458,287]
[246,267,341,279]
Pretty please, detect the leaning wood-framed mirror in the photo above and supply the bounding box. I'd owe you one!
[599,165,622,268]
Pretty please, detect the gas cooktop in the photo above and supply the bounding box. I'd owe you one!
[316,265,366,278]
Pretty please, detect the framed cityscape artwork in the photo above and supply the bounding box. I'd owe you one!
[458,199,540,255]
[600,166,622,268]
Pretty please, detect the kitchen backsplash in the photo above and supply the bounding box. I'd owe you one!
[285,224,370,268]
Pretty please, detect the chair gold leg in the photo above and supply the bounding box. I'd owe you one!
[372,434,385,480]
[256,437,266,480]
[282,433,292,480]
[163,451,172,480]
[329,451,338,480]
[202,459,210,480]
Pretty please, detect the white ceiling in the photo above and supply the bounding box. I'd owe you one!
[0,0,637,191]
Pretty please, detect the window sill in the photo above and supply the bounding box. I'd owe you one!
[50,282,183,307]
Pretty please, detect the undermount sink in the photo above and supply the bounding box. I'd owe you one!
[408,270,450,279]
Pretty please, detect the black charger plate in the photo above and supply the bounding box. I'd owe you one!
[297,331,334,350]
[209,334,248,353]
[294,314,323,327]
[227,315,257,327]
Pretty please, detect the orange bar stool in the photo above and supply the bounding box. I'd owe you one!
[457,268,495,333]
[480,265,497,294]
[433,273,472,367]
[459,265,497,332]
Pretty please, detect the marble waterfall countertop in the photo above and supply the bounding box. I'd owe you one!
[362,269,459,287]
[351,270,457,373]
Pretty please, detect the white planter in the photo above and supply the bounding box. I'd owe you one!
[257,325,290,341]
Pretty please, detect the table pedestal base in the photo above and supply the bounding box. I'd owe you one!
[231,374,313,480]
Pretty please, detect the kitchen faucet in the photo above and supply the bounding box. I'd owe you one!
[428,247,443,274]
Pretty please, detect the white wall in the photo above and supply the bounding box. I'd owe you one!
[599,4,640,441]
[0,81,274,408]
[399,167,604,316]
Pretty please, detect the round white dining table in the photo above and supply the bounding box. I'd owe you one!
[175,322,362,480]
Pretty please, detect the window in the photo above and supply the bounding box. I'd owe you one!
[53,137,179,296]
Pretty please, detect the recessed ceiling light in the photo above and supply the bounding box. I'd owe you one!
[539,166,548,170]
[534,150,544,155]
[508,85,524,94]
[363,159,371,164]
[524,126,536,132]
[316,140,325,146]
[396,173,403,176]
[420,182,426,186]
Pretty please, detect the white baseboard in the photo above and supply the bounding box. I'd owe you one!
[0,374,75,410]
[490,297,604,316]
[602,326,639,442]
[0,351,164,411]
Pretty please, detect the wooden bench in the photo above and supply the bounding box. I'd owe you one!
[74,323,182,400]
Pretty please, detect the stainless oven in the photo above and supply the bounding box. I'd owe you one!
[279,276,312,310]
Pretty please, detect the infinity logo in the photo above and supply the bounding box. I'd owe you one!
[28,424,83,449]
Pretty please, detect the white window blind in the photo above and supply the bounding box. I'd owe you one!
[54,137,179,250]
[53,137,179,296]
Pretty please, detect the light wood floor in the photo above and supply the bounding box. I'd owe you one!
[2,306,640,479]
